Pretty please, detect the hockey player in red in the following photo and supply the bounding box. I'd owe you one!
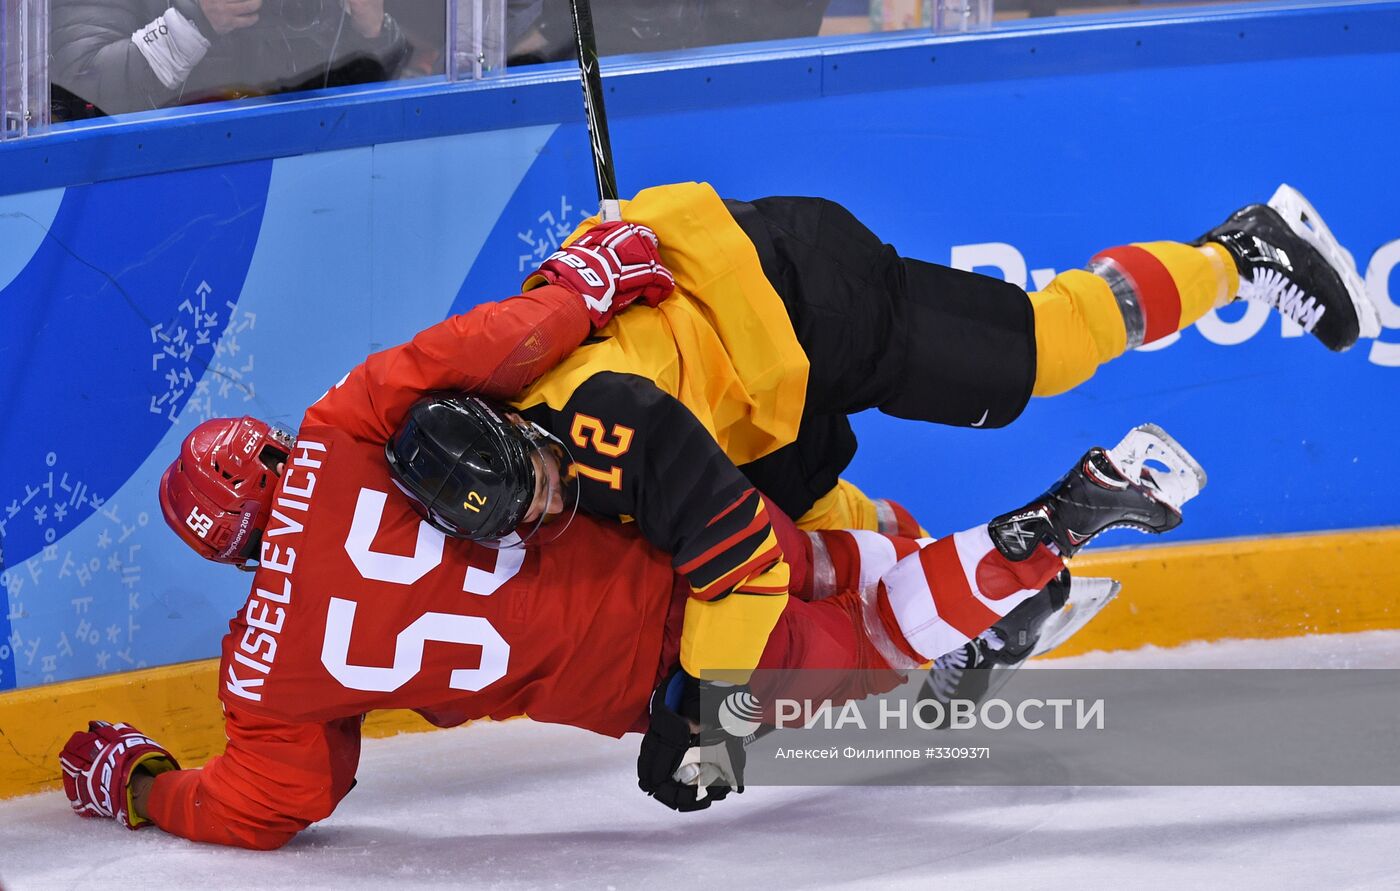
[59,220,1205,845]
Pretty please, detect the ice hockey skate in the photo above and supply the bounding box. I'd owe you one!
[1199,184,1381,352]
[918,573,1122,711]
[988,423,1206,562]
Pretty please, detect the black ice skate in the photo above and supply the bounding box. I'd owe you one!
[988,423,1206,562]
[919,573,1122,711]
[1198,184,1380,352]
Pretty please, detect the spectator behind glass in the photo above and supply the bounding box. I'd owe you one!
[507,0,831,66]
[51,0,410,120]
[385,0,445,77]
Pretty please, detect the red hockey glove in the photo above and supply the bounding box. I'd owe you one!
[525,221,676,328]
[60,721,179,829]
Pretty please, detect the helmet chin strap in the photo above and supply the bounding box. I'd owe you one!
[216,499,264,563]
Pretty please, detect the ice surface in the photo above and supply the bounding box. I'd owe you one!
[4,632,1400,890]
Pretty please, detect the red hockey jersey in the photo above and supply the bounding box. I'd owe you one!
[149,286,685,849]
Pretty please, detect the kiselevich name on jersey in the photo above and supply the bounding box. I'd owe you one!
[225,438,328,702]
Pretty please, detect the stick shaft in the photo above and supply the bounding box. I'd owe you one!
[568,0,619,216]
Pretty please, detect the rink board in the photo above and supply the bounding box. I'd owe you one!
[0,1,1398,788]
[3,526,1398,799]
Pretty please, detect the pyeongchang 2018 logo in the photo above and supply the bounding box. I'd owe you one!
[951,239,1400,367]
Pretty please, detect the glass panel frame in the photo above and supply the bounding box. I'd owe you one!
[2,0,48,139]
[449,0,507,81]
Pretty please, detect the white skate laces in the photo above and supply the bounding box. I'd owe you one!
[1238,267,1326,333]
[1103,423,1207,513]
[1257,184,1381,339]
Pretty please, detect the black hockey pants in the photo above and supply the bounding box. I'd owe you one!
[724,196,1037,521]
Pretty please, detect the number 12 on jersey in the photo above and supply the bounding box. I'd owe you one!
[568,413,634,490]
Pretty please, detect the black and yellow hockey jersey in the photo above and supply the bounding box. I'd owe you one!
[514,182,810,678]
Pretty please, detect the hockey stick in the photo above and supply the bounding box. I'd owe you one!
[567,0,621,222]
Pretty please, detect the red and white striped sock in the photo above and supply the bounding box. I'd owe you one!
[869,526,1064,667]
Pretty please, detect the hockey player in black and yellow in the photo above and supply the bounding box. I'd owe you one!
[391,181,1379,683]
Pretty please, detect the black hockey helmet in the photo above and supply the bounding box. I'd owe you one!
[386,394,573,543]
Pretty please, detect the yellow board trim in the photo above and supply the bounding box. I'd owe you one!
[0,659,440,800]
[4,526,1399,799]
[1055,526,1400,658]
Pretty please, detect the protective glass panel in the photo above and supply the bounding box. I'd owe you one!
[45,0,490,126]
[503,0,1290,64]
[2,0,48,139]
[841,0,1281,37]
[505,0,835,65]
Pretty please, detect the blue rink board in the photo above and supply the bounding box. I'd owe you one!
[0,2,1397,689]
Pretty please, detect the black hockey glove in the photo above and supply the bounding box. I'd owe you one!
[637,670,747,812]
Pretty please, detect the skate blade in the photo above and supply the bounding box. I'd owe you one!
[1030,577,1122,659]
[1106,423,1207,511]
[1268,184,1381,339]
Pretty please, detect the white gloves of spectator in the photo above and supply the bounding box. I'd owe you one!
[131,9,212,90]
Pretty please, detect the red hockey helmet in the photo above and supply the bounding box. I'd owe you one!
[158,417,294,566]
